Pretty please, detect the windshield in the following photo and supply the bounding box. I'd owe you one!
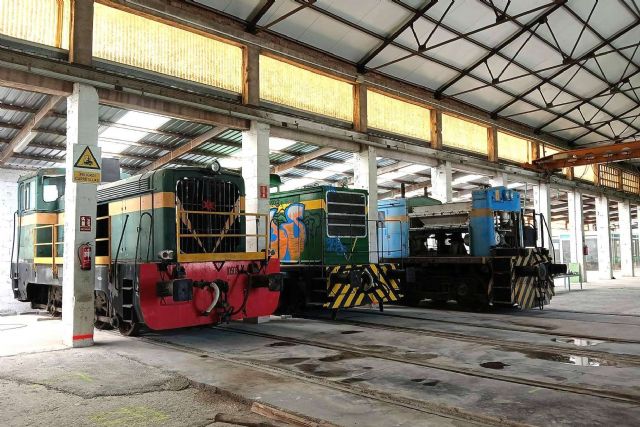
[42,175,65,203]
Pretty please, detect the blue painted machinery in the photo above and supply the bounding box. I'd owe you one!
[378,187,566,309]
[469,187,522,257]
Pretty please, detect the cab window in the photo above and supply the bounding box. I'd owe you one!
[42,175,65,203]
[20,182,34,211]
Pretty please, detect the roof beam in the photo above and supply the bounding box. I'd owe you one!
[0,95,63,163]
[491,19,640,116]
[138,126,230,173]
[271,146,335,173]
[394,0,640,140]
[434,1,566,96]
[96,88,249,130]
[357,0,438,71]
[246,0,275,33]
[0,66,73,96]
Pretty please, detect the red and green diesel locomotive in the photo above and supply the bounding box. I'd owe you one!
[11,166,282,335]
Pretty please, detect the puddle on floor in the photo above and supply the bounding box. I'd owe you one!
[319,351,362,362]
[266,341,297,347]
[410,378,440,386]
[297,363,351,378]
[480,361,509,370]
[551,337,605,346]
[521,350,622,367]
[278,357,310,365]
[340,377,367,384]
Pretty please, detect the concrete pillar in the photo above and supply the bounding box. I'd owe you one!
[430,160,452,203]
[62,83,99,347]
[618,200,634,277]
[533,183,551,250]
[489,172,507,187]
[595,195,613,279]
[242,121,270,252]
[567,191,586,282]
[353,145,378,263]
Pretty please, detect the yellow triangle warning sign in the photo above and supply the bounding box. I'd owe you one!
[74,146,100,170]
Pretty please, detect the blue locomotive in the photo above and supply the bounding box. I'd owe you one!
[378,187,566,309]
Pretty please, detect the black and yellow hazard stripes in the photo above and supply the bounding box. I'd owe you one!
[323,263,402,309]
[510,249,554,309]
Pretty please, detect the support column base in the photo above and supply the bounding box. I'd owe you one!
[63,335,94,348]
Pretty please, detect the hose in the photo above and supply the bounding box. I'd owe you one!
[112,214,130,286]
[229,284,250,316]
[9,210,17,279]
[202,282,221,316]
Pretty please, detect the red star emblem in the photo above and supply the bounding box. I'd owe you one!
[202,200,215,211]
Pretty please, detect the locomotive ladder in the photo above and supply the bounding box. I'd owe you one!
[121,279,135,325]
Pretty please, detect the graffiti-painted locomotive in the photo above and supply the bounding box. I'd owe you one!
[378,187,566,309]
[11,167,282,335]
[270,185,401,314]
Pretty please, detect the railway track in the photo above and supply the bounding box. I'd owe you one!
[301,314,640,366]
[137,333,524,427]
[212,325,640,405]
[336,309,640,345]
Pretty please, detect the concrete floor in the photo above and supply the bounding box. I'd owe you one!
[2,278,640,426]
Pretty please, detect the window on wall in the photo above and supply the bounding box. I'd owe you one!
[622,170,640,194]
[0,0,70,49]
[573,165,595,183]
[498,132,530,163]
[259,55,354,122]
[93,3,243,93]
[367,90,430,140]
[442,114,488,155]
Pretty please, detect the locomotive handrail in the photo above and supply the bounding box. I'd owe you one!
[32,223,64,274]
[176,209,269,262]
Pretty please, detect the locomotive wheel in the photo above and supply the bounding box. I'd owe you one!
[94,292,113,330]
[118,319,141,337]
[401,292,423,307]
[94,320,113,330]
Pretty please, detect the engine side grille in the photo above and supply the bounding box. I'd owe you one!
[326,191,367,238]
[97,178,151,203]
[176,177,242,255]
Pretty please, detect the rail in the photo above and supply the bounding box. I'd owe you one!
[176,209,269,262]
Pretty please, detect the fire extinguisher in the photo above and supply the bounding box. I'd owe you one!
[78,242,92,270]
[583,244,589,256]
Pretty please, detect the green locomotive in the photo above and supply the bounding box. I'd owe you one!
[11,166,282,335]
[269,185,401,314]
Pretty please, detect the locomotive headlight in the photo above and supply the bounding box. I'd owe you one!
[158,250,175,260]
[210,159,221,174]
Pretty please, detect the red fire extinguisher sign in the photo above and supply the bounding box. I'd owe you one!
[259,185,268,199]
[80,215,91,232]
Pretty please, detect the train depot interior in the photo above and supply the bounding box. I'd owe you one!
[1,1,640,426]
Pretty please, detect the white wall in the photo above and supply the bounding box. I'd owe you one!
[0,168,29,314]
